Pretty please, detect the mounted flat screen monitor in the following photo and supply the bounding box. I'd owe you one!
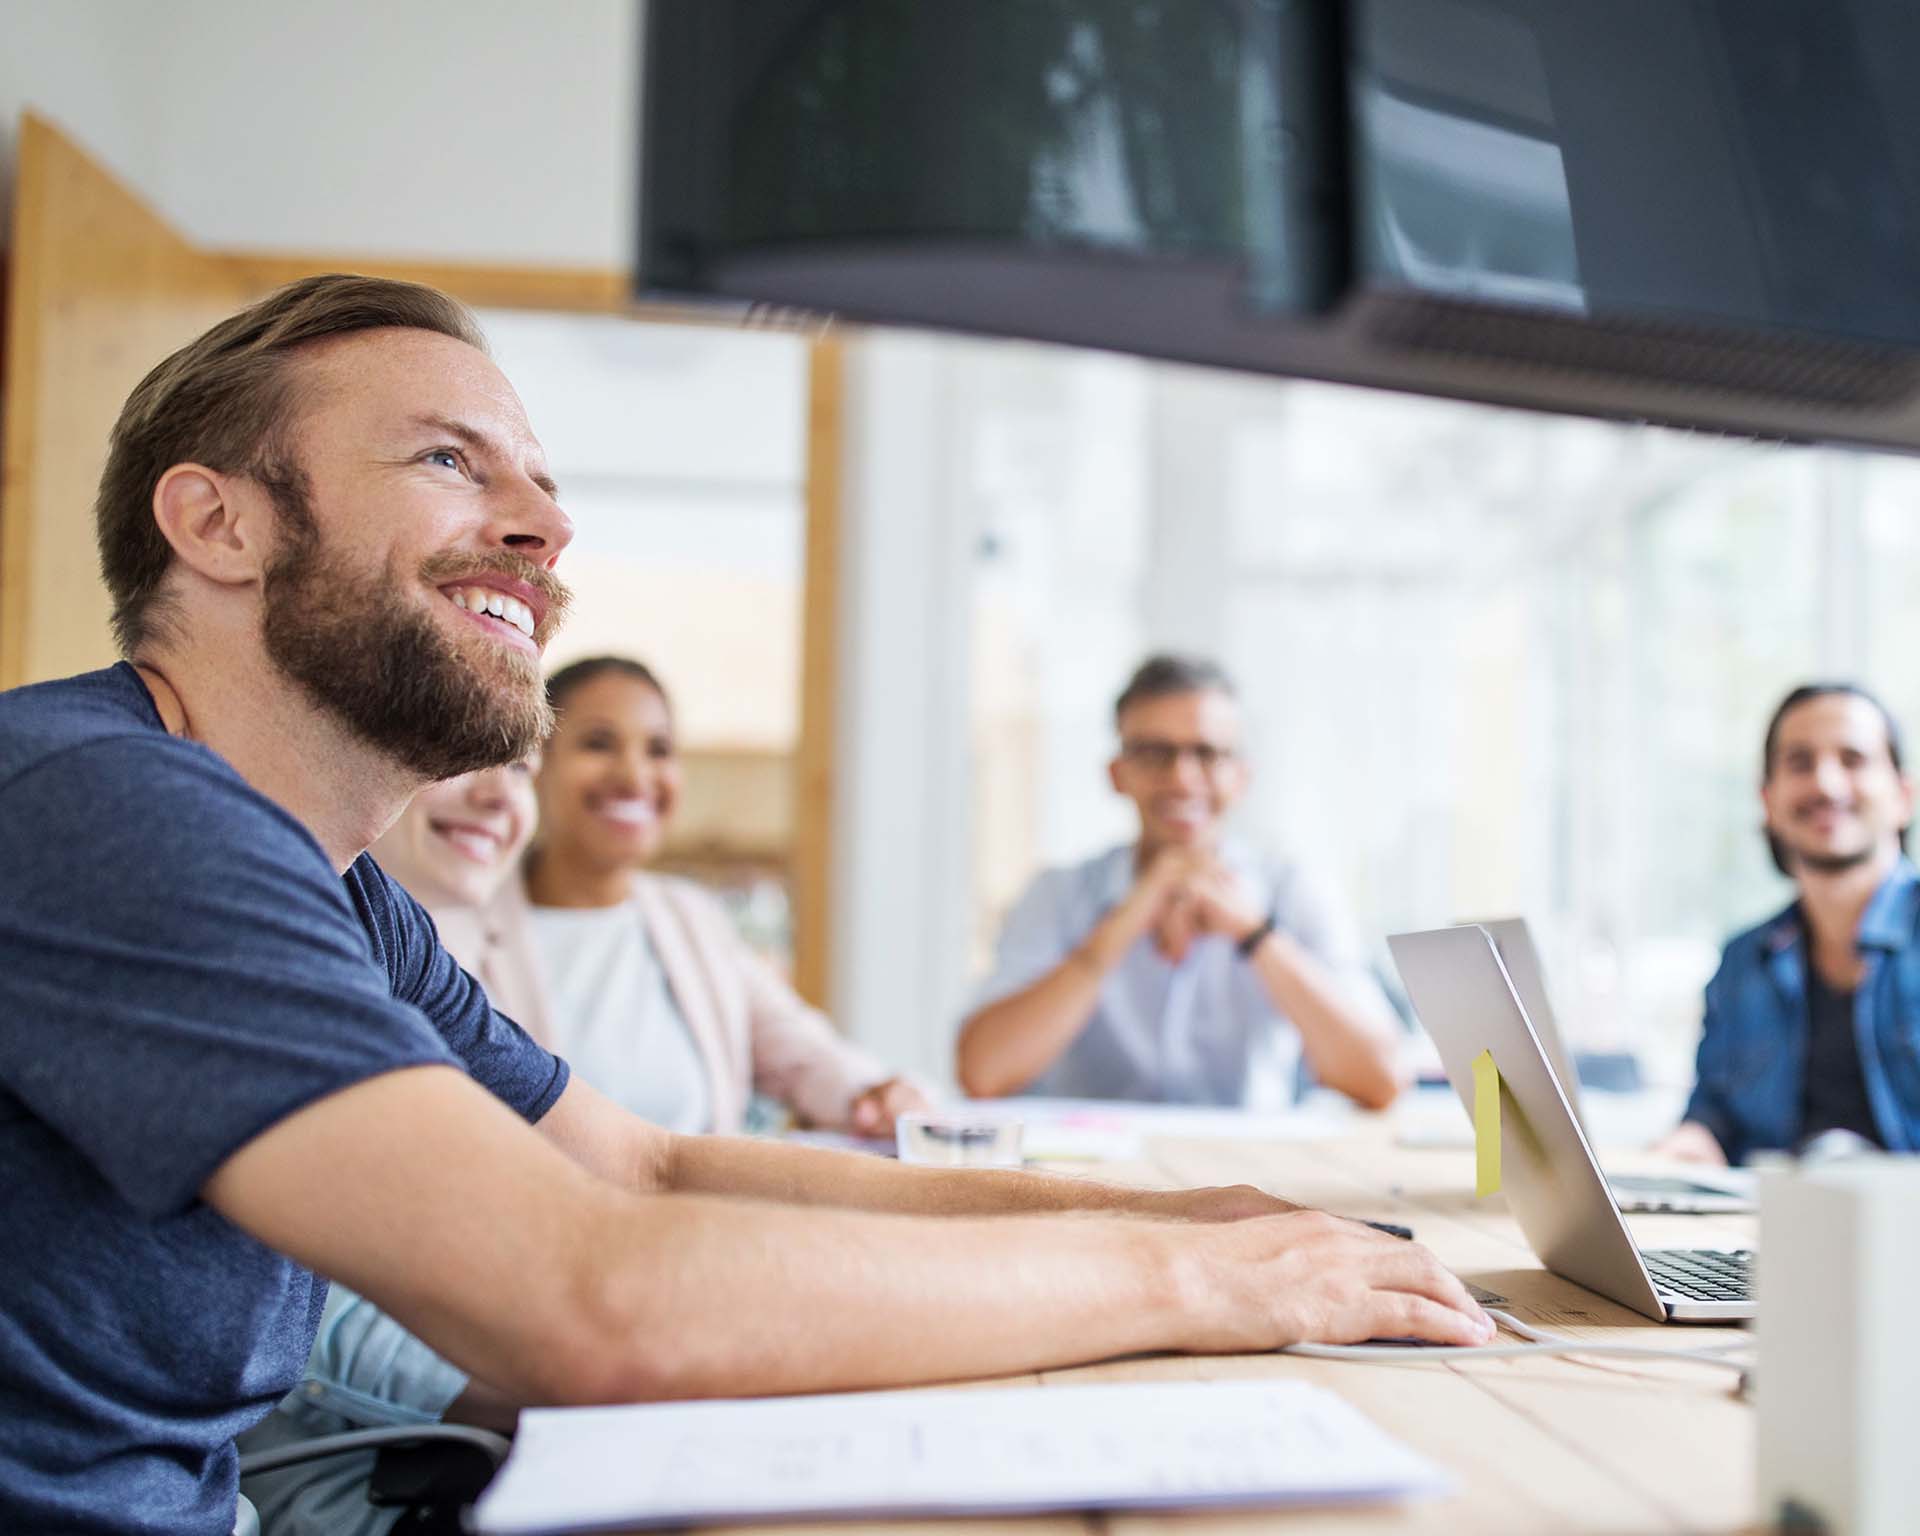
[639,0,1351,337]
[640,0,1920,452]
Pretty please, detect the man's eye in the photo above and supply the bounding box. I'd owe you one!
[426,448,462,471]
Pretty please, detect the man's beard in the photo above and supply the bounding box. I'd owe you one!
[258,477,570,781]
[1794,842,1878,876]
[1782,801,1881,876]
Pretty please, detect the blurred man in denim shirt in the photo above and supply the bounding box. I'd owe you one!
[1659,683,1920,1165]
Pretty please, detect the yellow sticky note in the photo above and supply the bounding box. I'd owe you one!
[1472,1048,1501,1198]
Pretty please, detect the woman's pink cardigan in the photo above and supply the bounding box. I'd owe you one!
[430,868,890,1133]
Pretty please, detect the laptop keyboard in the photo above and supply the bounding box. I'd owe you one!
[1643,1248,1753,1302]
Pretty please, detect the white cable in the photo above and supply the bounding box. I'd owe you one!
[1279,1310,1752,1371]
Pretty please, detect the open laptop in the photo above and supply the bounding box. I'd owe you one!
[1476,917,1752,1215]
[1388,924,1752,1323]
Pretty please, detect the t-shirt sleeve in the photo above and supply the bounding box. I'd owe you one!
[1263,858,1395,1018]
[969,869,1078,1012]
[352,859,567,1124]
[0,739,476,1217]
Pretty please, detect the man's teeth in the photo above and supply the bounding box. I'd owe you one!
[448,587,535,637]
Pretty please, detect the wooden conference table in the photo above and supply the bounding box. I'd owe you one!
[640,1121,1758,1536]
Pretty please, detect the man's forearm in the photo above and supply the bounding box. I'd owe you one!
[1249,934,1405,1110]
[555,1192,1491,1403]
[564,1189,1188,1401]
[661,1129,1270,1220]
[954,958,1105,1098]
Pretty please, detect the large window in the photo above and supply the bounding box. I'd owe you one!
[966,351,1920,1082]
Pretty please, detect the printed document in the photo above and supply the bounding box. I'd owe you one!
[472,1378,1450,1533]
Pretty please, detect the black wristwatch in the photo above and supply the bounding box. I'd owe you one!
[1236,913,1278,959]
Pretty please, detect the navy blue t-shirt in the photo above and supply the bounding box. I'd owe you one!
[0,665,570,1534]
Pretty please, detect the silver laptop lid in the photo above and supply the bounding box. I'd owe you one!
[1475,917,1589,1137]
[1387,924,1667,1322]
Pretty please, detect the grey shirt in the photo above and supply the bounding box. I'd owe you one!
[971,840,1389,1108]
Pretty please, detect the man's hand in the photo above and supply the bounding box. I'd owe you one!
[847,1077,934,1136]
[1649,1120,1729,1166]
[1180,855,1268,947]
[1139,848,1267,962]
[1171,1210,1495,1350]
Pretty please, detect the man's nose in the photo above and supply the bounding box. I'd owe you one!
[1813,755,1852,799]
[1168,750,1207,790]
[496,478,575,569]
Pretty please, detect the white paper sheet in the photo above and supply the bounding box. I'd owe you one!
[471,1379,1451,1534]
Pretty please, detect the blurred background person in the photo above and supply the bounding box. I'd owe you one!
[957,655,1404,1111]
[1656,682,1920,1165]
[370,754,544,1018]
[492,655,927,1136]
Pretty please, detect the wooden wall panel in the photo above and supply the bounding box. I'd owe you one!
[1,115,846,988]
[792,337,845,1010]
[0,113,250,687]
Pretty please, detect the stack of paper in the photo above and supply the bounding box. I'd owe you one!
[472,1379,1451,1533]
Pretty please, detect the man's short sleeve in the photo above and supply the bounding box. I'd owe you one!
[0,739,469,1217]
[1267,859,1366,968]
[350,858,567,1123]
[970,868,1080,1012]
[1263,856,1395,1018]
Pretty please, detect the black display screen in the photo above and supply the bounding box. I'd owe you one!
[638,0,1920,444]
[641,0,1348,320]
[1351,0,1920,345]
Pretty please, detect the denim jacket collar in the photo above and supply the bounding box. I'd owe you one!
[1760,856,1920,982]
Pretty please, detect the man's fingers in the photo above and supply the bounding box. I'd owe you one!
[1351,1236,1482,1305]
[1362,1292,1494,1347]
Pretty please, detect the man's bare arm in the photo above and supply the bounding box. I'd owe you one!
[205,1066,1491,1407]
[956,866,1177,1098]
[1243,932,1406,1110]
[537,1073,1288,1222]
[953,957,1106,1099]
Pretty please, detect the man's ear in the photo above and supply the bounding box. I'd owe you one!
[1108,757,1125,796]
[151,463,266,589]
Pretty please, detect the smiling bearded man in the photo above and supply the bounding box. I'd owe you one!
[1655,682,1920,1168]
[260,461,570,781]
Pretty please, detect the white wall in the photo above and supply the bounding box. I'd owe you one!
[0,2,163,244]
[1,0,638,265]
[479,310,809,749]
[832,332,979,1081]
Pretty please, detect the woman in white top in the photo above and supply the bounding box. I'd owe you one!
[504,655,928,1135]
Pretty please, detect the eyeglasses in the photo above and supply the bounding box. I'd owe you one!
[1118,739,1237,774]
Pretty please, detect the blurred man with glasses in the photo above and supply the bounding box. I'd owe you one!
[958,655,1405,1110]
